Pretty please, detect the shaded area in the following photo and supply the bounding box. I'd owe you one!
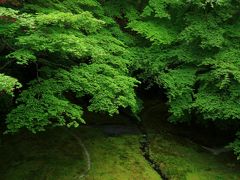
[0,127,161,180]
[0,128,86,180]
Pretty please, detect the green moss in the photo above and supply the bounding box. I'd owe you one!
[0,127,161,180]
[0,128,86,180]
[148,134,240,180]
[141,99,240,180]
[71,127,161,180]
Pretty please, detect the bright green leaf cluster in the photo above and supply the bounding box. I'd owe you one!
[0,74,21,96]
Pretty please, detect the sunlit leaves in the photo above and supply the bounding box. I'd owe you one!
[159,68,196,119]
[2,0,140,133]
[6,64,139,133]
[128,20,177,45]
[0,74,21,96]
[7,49,36,64]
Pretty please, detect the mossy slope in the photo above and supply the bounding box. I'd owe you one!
[0,127,160,180]
[141,99,240,180]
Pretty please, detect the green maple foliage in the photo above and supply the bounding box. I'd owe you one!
[0,0,140,133]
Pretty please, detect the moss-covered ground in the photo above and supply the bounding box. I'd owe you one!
[148,133,240,180]
[141,98,240,180]
[0,128,86,180]
[0,127,160,180]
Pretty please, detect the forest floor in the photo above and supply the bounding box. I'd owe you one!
[141,98,240,180]
[0,99,240,179]
[0,127,160,180]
